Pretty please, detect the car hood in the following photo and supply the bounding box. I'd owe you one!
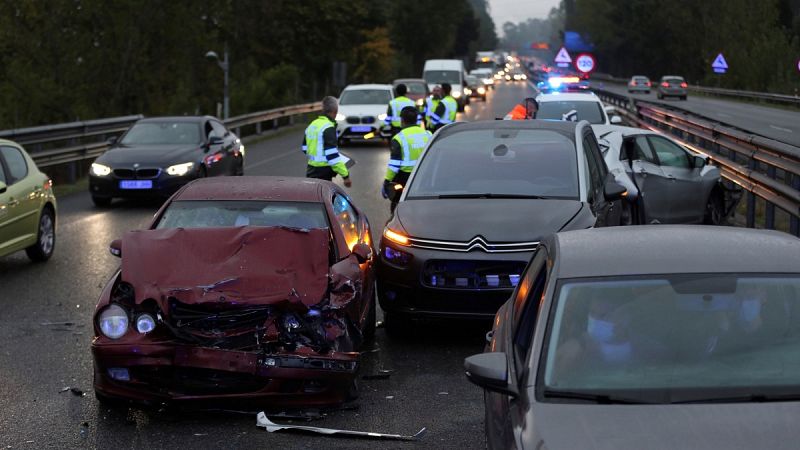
[97,144,200,166]
[528,402,800,450]
[394,199,583,242]
[337,104,386,118]
[121,226,332,309]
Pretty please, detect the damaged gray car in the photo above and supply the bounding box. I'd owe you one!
[91,176,376,409]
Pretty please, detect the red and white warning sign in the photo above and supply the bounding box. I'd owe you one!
[575,53,596,74]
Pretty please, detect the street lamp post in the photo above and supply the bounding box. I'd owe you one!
[205,46,229,119]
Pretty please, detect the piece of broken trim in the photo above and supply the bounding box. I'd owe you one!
[256,412,426,441]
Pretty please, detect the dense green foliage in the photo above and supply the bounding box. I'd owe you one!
[0,0,495,128]
[501,0,800,93]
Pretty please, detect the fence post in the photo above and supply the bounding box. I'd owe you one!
[791,174,800,237]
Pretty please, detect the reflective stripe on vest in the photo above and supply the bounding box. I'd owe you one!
[425,97,441,125]
[304,117,333,165]
[440,96,457,124]
[390,126,431,173]
[386,96,416,127]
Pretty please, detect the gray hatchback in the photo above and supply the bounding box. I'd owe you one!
[657,75,688,100]
[466,226,800,450]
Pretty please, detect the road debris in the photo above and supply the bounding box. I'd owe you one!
[362,369,393,380]
[256,412,426,441]
[59,387,86,397]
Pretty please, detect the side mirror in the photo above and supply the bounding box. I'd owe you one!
[109,239,122,258]
[0,180,7,194]
[352,242,372,264]
[464,352,518,397]
[610,115,623,124]
[692,155,706,169]
[208,135,224,146]
[604,176,628,201]
[106,136,118,146]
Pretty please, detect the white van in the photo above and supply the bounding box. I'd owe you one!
[422,59,467,111]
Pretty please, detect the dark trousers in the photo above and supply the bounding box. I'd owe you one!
[306,165,335,181]
[386,171,411,213]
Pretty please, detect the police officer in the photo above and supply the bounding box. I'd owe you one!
[431,83,458,132]
[504,97,538,120]
[383,106,432,213]
[424,85,443,130]
[302,96,351,187]
[384,84,416,138]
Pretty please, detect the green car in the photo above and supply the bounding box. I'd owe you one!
[0,139,57,262]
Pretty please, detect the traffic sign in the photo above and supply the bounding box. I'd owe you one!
[712,53,728,74]
[555,47,572,68]
[797,58,800,72]
[575,53,596,74]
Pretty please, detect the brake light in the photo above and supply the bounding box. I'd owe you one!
[629,81,634,86]
[661,82,669,88]
[44,179,53,190]
[646,81,652,87]
[680,82,688,88]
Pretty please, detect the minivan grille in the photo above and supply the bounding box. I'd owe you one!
[407,236,538,253]
[422,260,527,290]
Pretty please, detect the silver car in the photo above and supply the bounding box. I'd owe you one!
[466,226,800,450]
[627,75,651,94]
[593,125,737,225]
[657,75,688,100]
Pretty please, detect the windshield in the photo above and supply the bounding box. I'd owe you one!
[339,89,392,105]
[121,122,202,145]
[541,274,800,404]
[424,70,461,85]
[406,128,579,199]
[537,100,605,124]
[156,200,329,229]
[400,83,427,95]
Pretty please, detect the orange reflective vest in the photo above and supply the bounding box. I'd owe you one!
[507,104,529,120]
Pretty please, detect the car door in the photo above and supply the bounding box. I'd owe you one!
[647,135,705,223]
[582,132,618,226]
[0,145,38,253]
[624,135,673,224]
[203,120,227,176]
[331,194,373,322]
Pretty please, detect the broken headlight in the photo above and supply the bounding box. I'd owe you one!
[98,304,129,339]
[282,313,302,331]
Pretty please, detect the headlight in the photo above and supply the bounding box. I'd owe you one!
[166,162,194,176]
[464,88,472,95]
[91,163,112,177]
[452,91,461,99]
[98,304,128,339]
[416,98,424,106]
[378,113,387,121]
[477,87,486,94]
[383,228,410,246]
[335,113,345,121]
[136,313,156,334]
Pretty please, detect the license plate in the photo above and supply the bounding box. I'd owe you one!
[119,180,153,189]
[350,126,371,133]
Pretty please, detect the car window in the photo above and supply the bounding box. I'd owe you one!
[536,100,605,124]
[156,200,329,229]
[584,133,607,178]
[0,159,6,184]
[582,136,604,201]
[332,194,360,250]
[210,120,228,138]
[339,89,392,105]
[513,249,548,373]
[0,146,29,184]
[620,136,658,164]
[649,136,690,168]
[121,122,202,145]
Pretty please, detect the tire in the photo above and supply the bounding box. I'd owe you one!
[338,138,350,147]
[25,207,56,262]
[657,94,663,100]
[704,191,725,225]
[645,90,650,94]
[681,95,687,101]
[362,287,377,343]
[92,196,112,208]
[620,201,634,226]
[198,165,207,178]
[383,310,411,339]
[235,160,244,176]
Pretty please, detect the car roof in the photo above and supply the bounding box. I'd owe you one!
[631,75,649,79]
[661,75,685,79]
[0,138,22,147]
[551,226,800,279]
[536,92,600,103]
[393,78,425,85]
[592,124,649,137]
[138,116,217,123]
[342,84,392,91]
[172,176,334,203]
[436,119,581,139]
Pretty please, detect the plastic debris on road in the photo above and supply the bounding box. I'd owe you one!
[256,412,426,441]
[362,369,393,380]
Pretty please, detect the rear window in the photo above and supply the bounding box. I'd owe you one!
[664,77,685,83]
[424,70,460,85]
[401,83,427,95]
[156,200,329,229]
[406,128,579,200]
[537,100,605,124]
[339,89,392,105]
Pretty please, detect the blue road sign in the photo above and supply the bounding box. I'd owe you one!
[712,53,728,74]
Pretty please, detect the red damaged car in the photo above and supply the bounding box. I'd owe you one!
[91,176,376,408]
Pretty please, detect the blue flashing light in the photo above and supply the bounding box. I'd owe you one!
[107,368,130,381]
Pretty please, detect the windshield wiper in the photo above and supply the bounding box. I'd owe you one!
[437,193,549,199]
[672,393,800,404]
[542,389,653,404]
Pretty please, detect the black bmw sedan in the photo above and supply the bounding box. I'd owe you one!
[88,116,244,207]
[377,120,626,335]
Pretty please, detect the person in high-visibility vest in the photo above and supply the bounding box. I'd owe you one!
[504,97,538,120]
[383,84,416,138]
[301,96,351,187]
[424,85,443,130]
[431,83,458,132]
[383,106,432,213]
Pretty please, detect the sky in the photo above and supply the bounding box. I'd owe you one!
[487,0,561,31]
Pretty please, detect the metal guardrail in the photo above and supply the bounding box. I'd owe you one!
[0,102,322,178]
[593,73,800,106]
[597,88,800,237]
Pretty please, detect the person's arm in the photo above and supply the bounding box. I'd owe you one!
[322,126,349,179]
[385,138,403,182]
[384,103,393,126]
[434,102,447,124]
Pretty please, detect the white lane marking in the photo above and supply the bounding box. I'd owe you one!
[770,125,793,133]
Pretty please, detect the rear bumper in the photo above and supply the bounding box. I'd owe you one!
[659,88,687,96]
[92,341,358,408]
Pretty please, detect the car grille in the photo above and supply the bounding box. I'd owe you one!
[346,116,360,124]
[422,260,528,290]
[136,168,161,179]
[168,299,273,344]
[113,168,161,179]
[407,236,538,253]
[361,116,375,124]
[131,366,268,395]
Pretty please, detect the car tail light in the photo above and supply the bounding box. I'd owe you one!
[44,179,53,190]
[661,82,669,88]
[629,81,634,86]
[646,81,652,87]
[680,82,688,88]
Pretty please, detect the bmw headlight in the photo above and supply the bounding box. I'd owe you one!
[335,113,346,121]
[91,163,112,177]
[98,304,129,339]
[378,113,387,121]
[166,162,194,176]
[136,313,156,334]
[464,88,472,95]
[416,98,424,106]
[452,91,461,99]
[477,87,486,94]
